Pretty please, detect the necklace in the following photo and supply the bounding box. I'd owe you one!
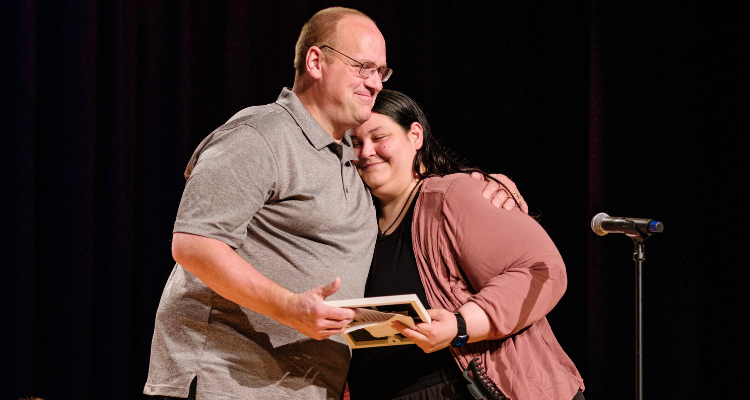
[379,179,423,235]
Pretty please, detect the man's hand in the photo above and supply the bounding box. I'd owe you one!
[390,308,457,353]
[470,172,529,214]
[279,277,358,340]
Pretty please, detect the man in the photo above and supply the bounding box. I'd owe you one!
[144,7,524,400]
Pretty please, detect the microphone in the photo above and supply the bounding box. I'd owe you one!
[591,213,664,237]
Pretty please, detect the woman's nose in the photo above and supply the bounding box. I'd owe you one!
[359,140,375,158]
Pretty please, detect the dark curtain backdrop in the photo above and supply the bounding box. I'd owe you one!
[1,1,743,399]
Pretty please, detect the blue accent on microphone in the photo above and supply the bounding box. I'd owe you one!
[647,220,664,234]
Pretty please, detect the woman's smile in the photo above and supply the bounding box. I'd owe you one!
[351,113,423,201]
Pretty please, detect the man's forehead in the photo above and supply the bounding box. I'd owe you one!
[336,14,379,34]
[334,16,386,62]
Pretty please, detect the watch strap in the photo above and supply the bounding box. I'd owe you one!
[451,312,469,347]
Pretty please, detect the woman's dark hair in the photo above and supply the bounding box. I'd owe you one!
[371,89,518,206]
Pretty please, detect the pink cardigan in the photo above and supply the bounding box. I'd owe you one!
[412,174,584,400]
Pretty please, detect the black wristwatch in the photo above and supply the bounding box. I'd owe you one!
[451,312,469,347]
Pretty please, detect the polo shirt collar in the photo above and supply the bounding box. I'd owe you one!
[276,88,358,163]
[340,131,359,164]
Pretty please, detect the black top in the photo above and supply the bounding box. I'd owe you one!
[347,190,462,399]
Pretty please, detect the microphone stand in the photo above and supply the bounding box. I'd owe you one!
[626,222,657,400]
[593,213,662,400]
[632,236,645,400]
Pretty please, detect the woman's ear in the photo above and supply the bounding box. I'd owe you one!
[409,122,424,151]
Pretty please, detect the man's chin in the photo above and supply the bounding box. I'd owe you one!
[354,110,372,126]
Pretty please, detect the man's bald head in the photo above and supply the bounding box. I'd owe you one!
[294,7,375,76]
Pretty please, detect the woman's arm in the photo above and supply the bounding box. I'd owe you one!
[395,175,566,352]
[391,301,492,353]
[445,176,567,339]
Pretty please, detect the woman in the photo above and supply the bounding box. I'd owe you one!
[346,90,584,400]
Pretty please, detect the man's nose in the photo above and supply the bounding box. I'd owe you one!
[364,72,383,93]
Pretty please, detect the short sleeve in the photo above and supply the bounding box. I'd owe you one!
[173,125,277,249]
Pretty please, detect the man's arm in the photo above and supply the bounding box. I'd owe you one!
[171,232,357,340]
[470,172,529,214]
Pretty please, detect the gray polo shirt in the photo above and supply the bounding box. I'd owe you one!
[144,88,377,399]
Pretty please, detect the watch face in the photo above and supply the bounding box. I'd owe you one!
[452,335,469,347]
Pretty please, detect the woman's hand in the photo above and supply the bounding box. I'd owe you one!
[392,303,492,353]
[391,308,458,353]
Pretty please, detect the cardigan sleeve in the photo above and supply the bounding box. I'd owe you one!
[439,175,567,339]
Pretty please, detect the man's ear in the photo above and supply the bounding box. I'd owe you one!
[409,122,424,151]
[306,46,324,80]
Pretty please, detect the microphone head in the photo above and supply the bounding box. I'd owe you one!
[591,212,609,236]
[648,220,664,234]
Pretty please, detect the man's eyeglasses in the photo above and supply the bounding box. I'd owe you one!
[320,45,393,82]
